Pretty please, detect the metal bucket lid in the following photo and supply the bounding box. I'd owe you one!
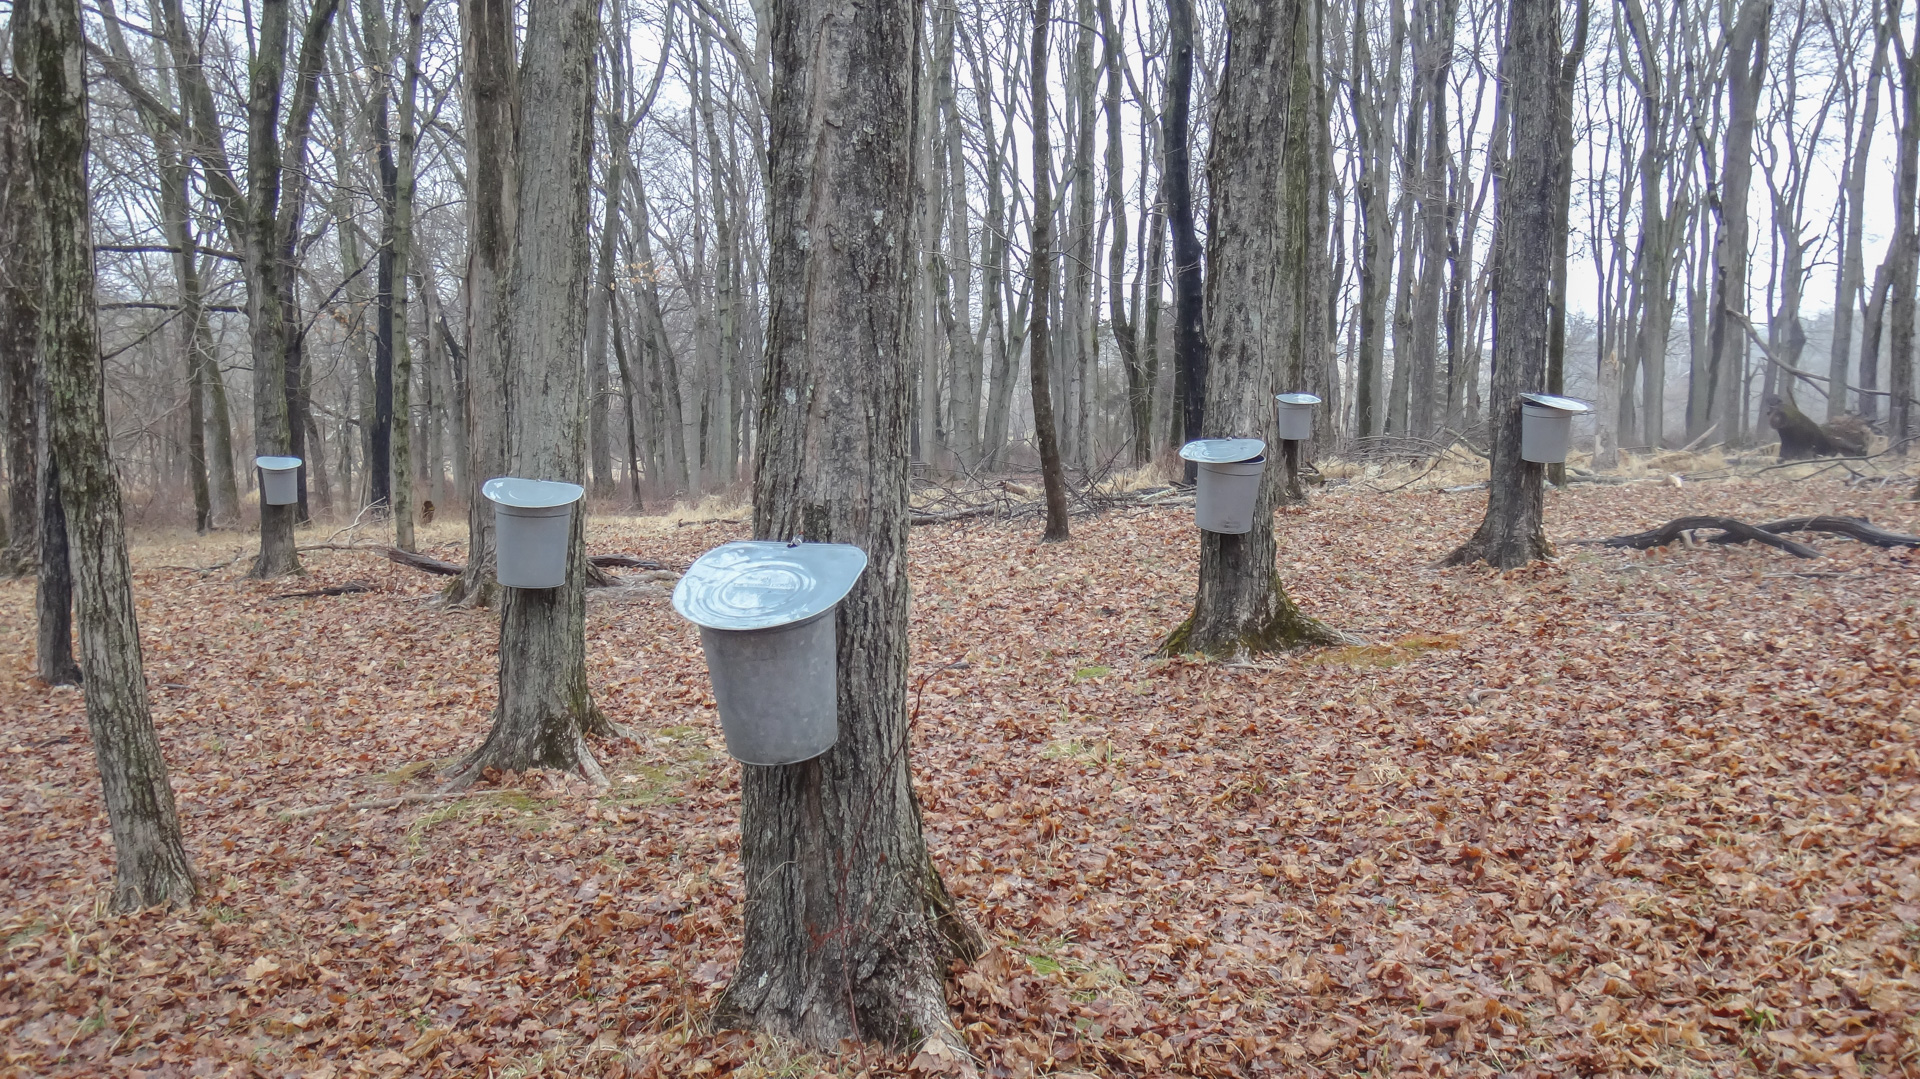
[1519,392,1593,415]
[1179,438,1267,464]
[673,540,869,631]
[255,456,302,472]
[1275,393,1322,406]
[483,476,585,509]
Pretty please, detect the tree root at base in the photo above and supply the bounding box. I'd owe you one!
[1159,575,1350,661]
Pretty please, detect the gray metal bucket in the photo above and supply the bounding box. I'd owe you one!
[1519,393,1592,464]
[1275,393,1321,441]
[483,477,584,589]
[699,612,839,766]
[1196,457,1266,534]
[256,456,301,506]
[672,540,869,766]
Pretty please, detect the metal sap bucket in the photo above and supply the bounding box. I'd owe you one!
[1275,393,1321,441]
[1519,393,1593,464]
[255,456,302,506]
[1180,438,1267,535]
[673,540,869,766]
[482,477,585,589]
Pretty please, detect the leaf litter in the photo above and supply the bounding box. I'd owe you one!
[1,473,1917,1077]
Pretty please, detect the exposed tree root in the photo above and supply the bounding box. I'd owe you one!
[1159,574,1350,661]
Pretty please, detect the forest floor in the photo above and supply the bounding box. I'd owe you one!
[2,468,1919,1078]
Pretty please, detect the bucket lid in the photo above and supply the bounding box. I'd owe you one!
[1275,392,1322,406]
[483,476,585,509]
[1179,438,1267,464]
[673,540,869,631]
[255,456,302,471]
[1519,392,1593,415]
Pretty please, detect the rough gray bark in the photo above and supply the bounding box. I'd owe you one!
[20,0,198,909]
[446,0,516,609]
[1161,0,1343,660]
[1030,0,1072,541]
[1443,0,1561,569]
[446,0,608,787]
[1408,0,1455,440]
[1,74,38,576]
[717,0,981,1051]
[388,0,424,551]
[37,443,80,686]
[1350,0,1393,440]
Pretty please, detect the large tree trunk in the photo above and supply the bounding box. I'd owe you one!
[1161,0,1343,660]
[0,74,38,576]
[717,0,981,1050]
[1029,0,1072,540]
[446,0,517,609]
[1165,0,1207,469]
[1443,0,1562,568]
[20,0,198,909]
[446,0,607,786]
[37,434,81,685]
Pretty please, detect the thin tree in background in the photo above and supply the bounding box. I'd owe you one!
[1165,0,1206,475]
[19,0,198,908]
[1161,0,1344,659]
[1,73,38,577]
[446,0,611,785]
[1443,0,1565,568]
[446,0,518,609]
[718,0,982,1049]
[1029,0,1071,542]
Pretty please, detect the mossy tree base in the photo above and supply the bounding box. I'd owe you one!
[1161,572,1346,660]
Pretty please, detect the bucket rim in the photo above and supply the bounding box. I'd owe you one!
[1519,392,1592,415]
[483,476,586,509]
[255,455,302,472]
[1275,392,1322,406]
[674,540,869,632]
[1179,437,1267,464]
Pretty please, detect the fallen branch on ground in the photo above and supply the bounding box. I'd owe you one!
[298,543,666,581]
[280,790,469,820]
[271,582,376,599]
[1567,514,1920,559]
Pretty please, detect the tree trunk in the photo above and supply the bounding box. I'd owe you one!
[1408,0,1454,440]
[1029,0,1072,540]
[1443,0,1561,569]
[447,0,517,609]
[1831,12,1890,420]
[1890,12,1920,452]
[389,0,424,550]
[718,0,981,1050]
[20,0,198,909]
[0,74,38,575]
[37,432,81,685]
[1165,0,1207,470]
[1544,0,1588,484]
[1694,0,1769,444]
[1161,0,1343,660]
[1350,1,1392,440]
[446,0,607,786]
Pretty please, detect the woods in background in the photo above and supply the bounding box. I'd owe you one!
[1,0,1918,548]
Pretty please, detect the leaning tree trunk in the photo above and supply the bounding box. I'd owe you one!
[716,0,982,1052]
[0,73,39,576]
[1165,0,1207,470]
[446,0,517,609]
[1028,0,1072,542]
[1161,0,1343,660]
[445,0,607,787]
[21,0,198,909]
[1443,0,1562,569]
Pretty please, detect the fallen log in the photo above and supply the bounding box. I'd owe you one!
[1569,516,1823,558]
[1743,515,1920,548]
[272,582,376,599]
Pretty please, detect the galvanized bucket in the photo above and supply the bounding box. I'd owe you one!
[672,540,869,766]
[1275,393,1322,441]
[1518,393,1592,464]
[255,456,302,506]
[1180,439,1267,535]
[482,477,585,589]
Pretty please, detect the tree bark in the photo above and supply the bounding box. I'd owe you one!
[1890,10,1920,452]
[389,0,425,550]
[718,0,981,1050]
[1693,0,1769,444]
[1443,0,1561,569]
[1160,0,1343,660]
[1027,0,1072,541]
[446,0,517,609]
[37,433,81,686]
[446,0,607,786]
[19,0,198,909]
[1829,7,1890,420]
[0,74,38,575]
